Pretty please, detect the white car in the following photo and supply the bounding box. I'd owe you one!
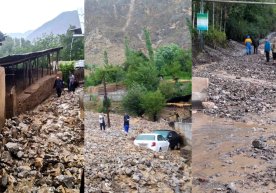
[134,133,170,152]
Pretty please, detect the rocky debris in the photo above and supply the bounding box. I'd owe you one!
[194,41,276,125]
[247,165,276,189]
[0,89,84,192]
[84,112,191,193]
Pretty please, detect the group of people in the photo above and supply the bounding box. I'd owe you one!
[264,38,276,64]
[244,35,259,55]
[53,73,78,97]
[99,113,130,134]
[244,35,276,64]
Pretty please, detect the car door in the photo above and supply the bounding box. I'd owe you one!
[157,135,168,151]
[172,131,180,146]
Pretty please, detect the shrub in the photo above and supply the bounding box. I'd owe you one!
[141,90,166,121]
[204,28,227,48]
[158,81,176,100]
[59,61,75,85]
[122,83,147,116]
[125,62,159,91]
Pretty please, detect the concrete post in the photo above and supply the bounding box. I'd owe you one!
[0,67,5,127]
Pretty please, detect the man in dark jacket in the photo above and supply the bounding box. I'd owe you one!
[252,37,260,54]
[53,76,63,97]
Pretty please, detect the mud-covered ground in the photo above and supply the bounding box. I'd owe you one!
[193,41,276,193]
[0,89,84,193]
[84,112,191,193]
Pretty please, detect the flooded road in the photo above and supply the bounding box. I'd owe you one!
[192,112,275,193]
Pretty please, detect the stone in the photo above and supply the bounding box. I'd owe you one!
[5,142,19,153]
[17,151,24,159]
[55,175,75,188]
[202,102,216,109]
[252,139,265,149]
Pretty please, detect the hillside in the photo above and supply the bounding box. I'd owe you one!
[84,0,192,65]
[27,10,81,41]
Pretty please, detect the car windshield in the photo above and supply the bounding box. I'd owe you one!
[136,135,155,141]
[153,130,169,138]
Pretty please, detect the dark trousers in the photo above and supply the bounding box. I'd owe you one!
[254,46,258,54]
[100,123,105,130]
[56,88,62,97]
[265,51,270,62]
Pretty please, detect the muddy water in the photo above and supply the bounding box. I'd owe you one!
[192,112,275,193]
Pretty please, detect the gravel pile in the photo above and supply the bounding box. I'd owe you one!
[0,89,84,192]
[84,112,191,193]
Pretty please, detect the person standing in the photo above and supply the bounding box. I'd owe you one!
[244,35,252,55]
[53,76,63,97]
[99,113,106,130]
[264,38,271,62]
[271,38,276,64]
[123,113,130,134]
[69,74,76,93]
[252,36,260,54]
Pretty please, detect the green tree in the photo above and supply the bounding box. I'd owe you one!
[59,61,75,85]
[103,50,109,65]
[33,33,60,51]
[125,62,159,91]
[143,28,154,64]
[155,44,192,80]
[141,90,166,121]
[122,83,147,116]
[158,81,177,100]
[59,27,84,60]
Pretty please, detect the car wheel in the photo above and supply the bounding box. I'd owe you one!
[170,145,174,150]
[175,142,181,150]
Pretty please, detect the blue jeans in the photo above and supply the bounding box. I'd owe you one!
[246,46,251,55]
[124,125,129,133]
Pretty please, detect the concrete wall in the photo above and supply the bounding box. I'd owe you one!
[0,67,5,127]
[16,72,61,115]
[174,122,192,146]
[192,77,209,102]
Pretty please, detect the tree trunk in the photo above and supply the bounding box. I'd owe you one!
[103,75,111,127]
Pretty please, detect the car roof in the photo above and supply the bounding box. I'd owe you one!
[153,129,174,132]
[138,133,160,136]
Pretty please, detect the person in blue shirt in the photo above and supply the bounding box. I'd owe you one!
[264,38,271,62]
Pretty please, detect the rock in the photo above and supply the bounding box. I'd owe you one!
[17,151,24,159]
[55,175,75,188]
[34,157,43,169]
[1,170,8,188]
[132,173,140,182]
[5,142,20,155]
[252,139,265,149]
[202,102,216,109]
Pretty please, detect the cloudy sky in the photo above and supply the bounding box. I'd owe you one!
[0,0,84,33]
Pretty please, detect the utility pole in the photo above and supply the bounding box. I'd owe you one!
[103,72,111,127]
[199,0,204,50]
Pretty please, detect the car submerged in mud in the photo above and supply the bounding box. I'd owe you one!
[134,133,170,152]
[152,130,184,150]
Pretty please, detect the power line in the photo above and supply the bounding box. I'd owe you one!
[204,0,276,5]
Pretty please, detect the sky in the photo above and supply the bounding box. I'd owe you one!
[0,0,84,34]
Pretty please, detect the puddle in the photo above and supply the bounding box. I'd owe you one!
[192,112,275,193]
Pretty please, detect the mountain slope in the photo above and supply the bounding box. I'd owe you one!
[84,0,192,65]
[27,10,81,41]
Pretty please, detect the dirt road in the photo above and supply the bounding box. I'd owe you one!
[193,41,276,193]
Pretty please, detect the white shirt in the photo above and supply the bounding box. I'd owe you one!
[99,114,104,123]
